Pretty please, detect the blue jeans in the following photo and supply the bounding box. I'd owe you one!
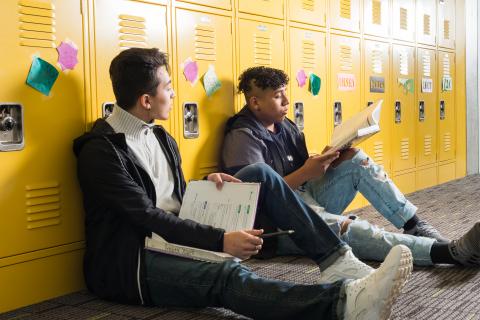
[144,163,349,319]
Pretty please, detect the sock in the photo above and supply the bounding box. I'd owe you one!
[430,242,458,265]
[403,215,420,231]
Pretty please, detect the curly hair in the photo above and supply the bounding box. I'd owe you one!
[237,66,289,95]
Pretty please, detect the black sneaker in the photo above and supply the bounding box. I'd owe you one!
[404,220,450,243]
[449,222,480,267]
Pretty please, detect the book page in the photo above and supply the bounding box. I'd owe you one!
[179,181,260,232]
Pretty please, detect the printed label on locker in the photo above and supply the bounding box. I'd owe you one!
[369,76,385,93]
[442,76,453,91]
[337,73,356,91]
[421,78,433,93]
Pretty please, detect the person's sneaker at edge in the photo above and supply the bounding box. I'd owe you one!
[449,222,480,266]
[404,220,450,243]
[318,249,374,284]
[343,244,413,320]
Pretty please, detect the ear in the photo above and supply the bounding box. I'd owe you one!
[249,96,260,111]
[139,94,151,110]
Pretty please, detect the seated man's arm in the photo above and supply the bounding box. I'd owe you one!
[78,139,224,252]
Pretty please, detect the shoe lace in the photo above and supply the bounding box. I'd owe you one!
[415,221,441,237]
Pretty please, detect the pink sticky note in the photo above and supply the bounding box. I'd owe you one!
[183,58,199,84]
[56,40,78,71]
[296,69,307,87]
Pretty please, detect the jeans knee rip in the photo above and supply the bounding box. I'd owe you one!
[363,160,388,182]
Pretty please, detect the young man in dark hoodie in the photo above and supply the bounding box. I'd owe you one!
[221,66,480,268]
[73,48,413,320]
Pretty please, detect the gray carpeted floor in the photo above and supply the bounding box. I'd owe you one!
[2,174,480,320]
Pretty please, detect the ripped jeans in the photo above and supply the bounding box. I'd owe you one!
[278,149,435,266]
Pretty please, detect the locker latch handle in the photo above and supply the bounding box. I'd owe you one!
[419,101,425,122]
[334,101,342,127]
[367,101,373,107]
[395,101,401,124]
[0,103,24,152]
[294,102,304,131]
[183,102,199,139]
[102,102,115,118]
[440,100,446,120]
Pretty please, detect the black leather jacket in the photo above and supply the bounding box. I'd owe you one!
[73,119,225,305]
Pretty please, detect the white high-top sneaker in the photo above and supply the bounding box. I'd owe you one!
[343,244,413,320]
[318,249,374,284]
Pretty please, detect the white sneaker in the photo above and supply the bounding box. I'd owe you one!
[343,244,413,320]
[318,249,374,284]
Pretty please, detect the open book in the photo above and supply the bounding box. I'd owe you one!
[145,180,260,263]
[330,99,382,151]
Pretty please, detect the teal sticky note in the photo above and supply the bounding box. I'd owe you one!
[202,65,222,97]
[26,57,59,96]
[309,73,321,96]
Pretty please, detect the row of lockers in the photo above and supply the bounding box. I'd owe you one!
[0,0,465,313]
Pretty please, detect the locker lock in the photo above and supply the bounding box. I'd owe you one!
[419,101,425,122]
[440,101,446,120]
[0,103,24,151]
[0,114,16,132]
[334,101,342,126]
[294,102,304,131]
[183,102,199,139]
[102,102,115,118]
[395,101,401,124]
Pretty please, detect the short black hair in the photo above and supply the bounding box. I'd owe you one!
[109,48,169,110]
[237,66,289,95]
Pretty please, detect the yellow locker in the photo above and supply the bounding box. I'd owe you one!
[363,0,390,37]
[438,161,456,184]
[438,51,455,162]
[392,45,416,173]
[362,40,391,172]
[91,0,170,130]
[416,48,437,167]
[329,0,360,32]
[438,0,455,49]
[176,0,232,11]
[393,171,416,195]
[416,165,437,190]
[416,0,436,46]
[289,27,327,154]
[175,9,234,180]
[238,0,284,20]
[289,0,326,27]
[392,0,415,42]
[0,0,85,257]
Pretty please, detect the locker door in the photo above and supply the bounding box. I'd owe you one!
[438,0,455,49]
[289,27,327,154]
[330,0,360,32]
[416,48,437,166]
[416,0,436,46]
[392,45,416,172]
[392,0,415,42]
[176,0,231,11]
[289,0,326,27]
[0,0,85,257]
[438,51,455,162]
[238,19,285,72]
[364,0,390,37]
[330,35,361,134]
[363,41,391,172]
[92,0,169,131]
[175,9,234,180]
[239,0,284,20]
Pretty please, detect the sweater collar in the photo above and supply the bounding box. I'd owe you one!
[106,104,155,140]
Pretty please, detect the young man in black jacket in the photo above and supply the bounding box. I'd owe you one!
[73,48,413,320]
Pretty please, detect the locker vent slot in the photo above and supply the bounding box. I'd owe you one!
[443,54,450,76]
[444,20,450,40]
[422,53,431,77]
[340,45,352,71]
[372,49,383,74]
[400,138,409,160]
[302,40,315,70]
[118,14,147,49]
[372,0,382,25]
[254,33,272,66]
[424,135,432,156]
[302,0,315,11]
[399,49,409,76]
[399,7,408,30]
[195,24,216,61]
[443,132,451,152]
[373,141,384,165]
[18,0,56,48]
[25,181,61,230]
[340,0,351,19]
[423,14,431,36]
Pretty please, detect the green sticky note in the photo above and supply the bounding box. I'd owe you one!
[202,65,222,97]
[398,78,414,94]
[26,57,59,96]
[309,73,321,96]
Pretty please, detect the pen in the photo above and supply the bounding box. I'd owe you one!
[260,230,295,239]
